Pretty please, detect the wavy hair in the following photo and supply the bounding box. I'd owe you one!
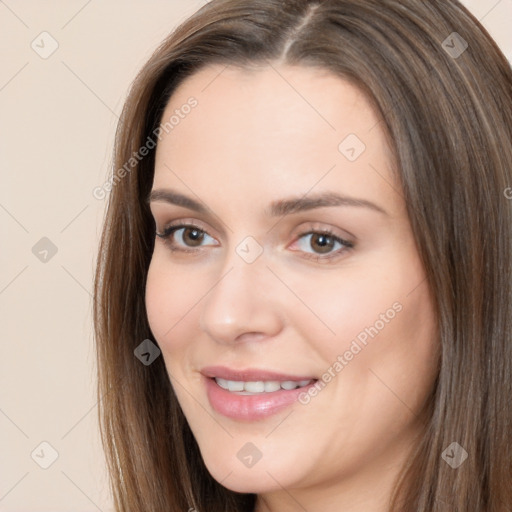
[93,1,512,510]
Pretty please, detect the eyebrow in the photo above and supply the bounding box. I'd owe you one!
[147,188,388,217]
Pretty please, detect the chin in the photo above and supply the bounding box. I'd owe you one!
[201,453,298,494]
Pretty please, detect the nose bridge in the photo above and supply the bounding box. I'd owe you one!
[199,236,281,343]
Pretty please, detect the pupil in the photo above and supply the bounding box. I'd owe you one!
[185,228,203,246]
[313,234,333,254]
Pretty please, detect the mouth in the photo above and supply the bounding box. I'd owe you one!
[213,377,315,394]
[201,366,318,421]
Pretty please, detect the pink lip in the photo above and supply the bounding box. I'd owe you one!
[201,365,316,382]
[201,366,317,421]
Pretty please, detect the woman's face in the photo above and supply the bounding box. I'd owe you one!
[145,63,439,506]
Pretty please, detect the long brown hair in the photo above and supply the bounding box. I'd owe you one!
[93,1,512,510]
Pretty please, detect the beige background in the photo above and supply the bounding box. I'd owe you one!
[1,1,510,510]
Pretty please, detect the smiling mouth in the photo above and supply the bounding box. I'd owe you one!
[204,372,319,420]
[213,377,317,394]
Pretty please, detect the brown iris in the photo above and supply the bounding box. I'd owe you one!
[310,233,335,254]
[182,227,205,247]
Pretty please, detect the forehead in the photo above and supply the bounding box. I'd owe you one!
[157,62,378,149]
[152,63,400,217]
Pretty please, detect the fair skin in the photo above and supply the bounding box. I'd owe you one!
[145,63,439,512]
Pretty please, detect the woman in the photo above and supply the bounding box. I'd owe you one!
[93,0,512,510]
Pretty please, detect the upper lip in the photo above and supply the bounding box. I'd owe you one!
[201,365,317,382]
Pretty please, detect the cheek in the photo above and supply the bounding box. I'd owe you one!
[287,250,438,402]
[144,256,200,354]
[316,269,438,434]
[281,265,411,360]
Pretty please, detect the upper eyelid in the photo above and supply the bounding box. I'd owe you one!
[154,214,205,230]
[150,205,229,237]
[158,219,218,238]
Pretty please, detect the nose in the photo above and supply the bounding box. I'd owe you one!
[199,246,283,345]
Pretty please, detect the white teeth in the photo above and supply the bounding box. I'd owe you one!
[227,380,244,392]
[216,377,229,390]
[214,378,313,393]
[264,381,281,392]
[245,381,265,393]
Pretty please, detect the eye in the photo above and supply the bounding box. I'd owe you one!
[155,223,218,252]
[155,222,354,262]
[292,229,354,261]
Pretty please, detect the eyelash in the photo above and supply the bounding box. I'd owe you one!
[155,222,354,263]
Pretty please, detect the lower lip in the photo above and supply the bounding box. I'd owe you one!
[204,376,317,421]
